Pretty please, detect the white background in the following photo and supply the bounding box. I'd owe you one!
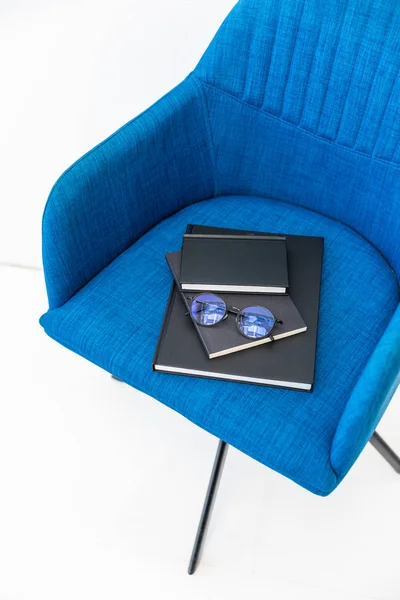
[1,266,400,600]
[0,0,235,268]
[1,2,400,599]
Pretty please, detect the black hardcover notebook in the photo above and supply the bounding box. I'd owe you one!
[153,225,324,391]
[180,232,288,293]
[167,251,306,359]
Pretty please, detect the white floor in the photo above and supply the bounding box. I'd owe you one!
[1,265,400,600]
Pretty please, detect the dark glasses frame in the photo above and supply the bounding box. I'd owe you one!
[187,294,282,341]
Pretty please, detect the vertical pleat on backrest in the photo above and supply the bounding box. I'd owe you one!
[196,0,400,161]
[195,0,400,277]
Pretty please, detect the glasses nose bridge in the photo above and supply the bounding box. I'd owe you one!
[227,305,241,315]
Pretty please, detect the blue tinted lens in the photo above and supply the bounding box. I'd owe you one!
[237,306,275,339]
[190,293,226,326]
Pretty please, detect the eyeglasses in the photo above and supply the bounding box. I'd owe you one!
[188,293,282,340]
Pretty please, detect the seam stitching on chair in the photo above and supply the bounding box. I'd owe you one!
[52,191,400,311]
[46,191,219,311]
[328,440,341,480]
[194,197,400,292]
[42,74,200,309]
[195,76,400,171]
[192,74,219,197]
[41,75,194,228]
[190,78,400,286]
[329,304,400,479]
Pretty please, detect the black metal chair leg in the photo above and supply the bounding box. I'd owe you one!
[370,432,400,473]
[188,440,229,575]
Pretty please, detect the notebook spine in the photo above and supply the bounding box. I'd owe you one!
[152,283,177,369]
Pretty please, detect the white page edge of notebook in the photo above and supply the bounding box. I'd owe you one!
[181,284,287,293]
[154,365,312,390]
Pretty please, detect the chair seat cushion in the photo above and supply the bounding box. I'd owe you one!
[40,196,399,495]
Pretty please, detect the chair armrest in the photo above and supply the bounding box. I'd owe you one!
[42,74,215,309]
[331,303,400,479]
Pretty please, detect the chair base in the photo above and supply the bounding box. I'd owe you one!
[369,431,400,473]
[188,440,228,575]
[111,370,400,572]
[187,432,399,574]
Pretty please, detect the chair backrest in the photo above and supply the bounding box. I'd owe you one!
[195,0,400,278]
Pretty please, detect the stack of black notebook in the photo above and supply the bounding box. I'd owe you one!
[153,224,323,392]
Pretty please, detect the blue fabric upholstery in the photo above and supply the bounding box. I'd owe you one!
[40,196,399,495]
[41,0,400,495]
[196,0,400,277]
[42,76,215,309]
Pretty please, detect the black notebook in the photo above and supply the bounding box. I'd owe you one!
[167,251,306,359]
[153,224,324,391]
[180,232,288,293]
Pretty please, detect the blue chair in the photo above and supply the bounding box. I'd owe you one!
[40,0,400,573]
